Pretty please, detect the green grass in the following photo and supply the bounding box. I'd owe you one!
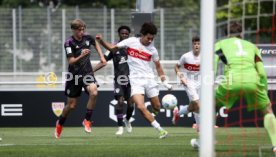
[0,127,274,157]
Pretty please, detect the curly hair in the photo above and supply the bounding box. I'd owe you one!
[140,22,157,35]
[118,25,131,33]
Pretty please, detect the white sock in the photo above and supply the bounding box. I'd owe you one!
[178,105,189,116]
[193,112,200,125]
[151,120,163,132]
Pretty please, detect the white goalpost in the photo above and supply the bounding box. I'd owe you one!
[199,0,216,157]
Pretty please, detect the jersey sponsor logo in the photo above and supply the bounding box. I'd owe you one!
[184,63,200,71]
[51,102,64,117]
[66,47,72,54]
[127,48,152,61]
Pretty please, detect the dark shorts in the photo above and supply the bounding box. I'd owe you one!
[65,74,98,98]
[114,81,131,101]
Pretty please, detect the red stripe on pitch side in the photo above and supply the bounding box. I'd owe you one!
[127,48,152,61]
[184,63,200,71]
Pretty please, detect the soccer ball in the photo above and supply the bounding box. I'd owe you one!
[190,138,199,149]
[161,94,177,109]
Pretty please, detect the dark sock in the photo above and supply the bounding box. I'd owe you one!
[58,116,66,126]
[126,104,134,121]
[117,114,124,126]
[85,109,93,121]
[116,99,124,126]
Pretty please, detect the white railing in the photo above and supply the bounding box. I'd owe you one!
[1,60,276,91]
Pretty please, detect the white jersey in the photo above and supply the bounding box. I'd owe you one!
[177,51,200,85]
[117,37,159,79]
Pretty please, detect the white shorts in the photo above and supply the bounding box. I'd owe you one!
[130,78,159,98]
[184,81,200,101]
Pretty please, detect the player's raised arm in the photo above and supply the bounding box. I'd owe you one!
[96,33,119,53]
[94,39,107,65]
[93,60,106,73]
[93,50,113,72]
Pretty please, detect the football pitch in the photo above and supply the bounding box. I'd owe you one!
[0,127,274,157]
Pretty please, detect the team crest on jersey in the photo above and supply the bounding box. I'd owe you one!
[115,88,120,93]
[86,40,89,46]
[51,102,65,117]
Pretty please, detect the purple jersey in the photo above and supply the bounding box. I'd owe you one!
[64,34,95,76]
[104,48,129,82]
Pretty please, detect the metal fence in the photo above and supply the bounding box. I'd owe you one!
[0,7,200,74]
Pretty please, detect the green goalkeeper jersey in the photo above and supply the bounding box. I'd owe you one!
[215,37,268,89]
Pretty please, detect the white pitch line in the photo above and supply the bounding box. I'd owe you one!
[0,144,15,147]
[0,142,267,147]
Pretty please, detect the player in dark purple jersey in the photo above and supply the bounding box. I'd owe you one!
[55,19,106,139]
[94,26,134,135]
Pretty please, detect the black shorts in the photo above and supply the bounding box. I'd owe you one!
[113,82,131,101]
[65,74,98,98]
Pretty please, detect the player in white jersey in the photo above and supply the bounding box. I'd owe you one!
[172,36,201,130]
[96,22,172,139]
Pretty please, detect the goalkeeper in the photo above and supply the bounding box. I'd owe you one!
[215,22,276,152]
